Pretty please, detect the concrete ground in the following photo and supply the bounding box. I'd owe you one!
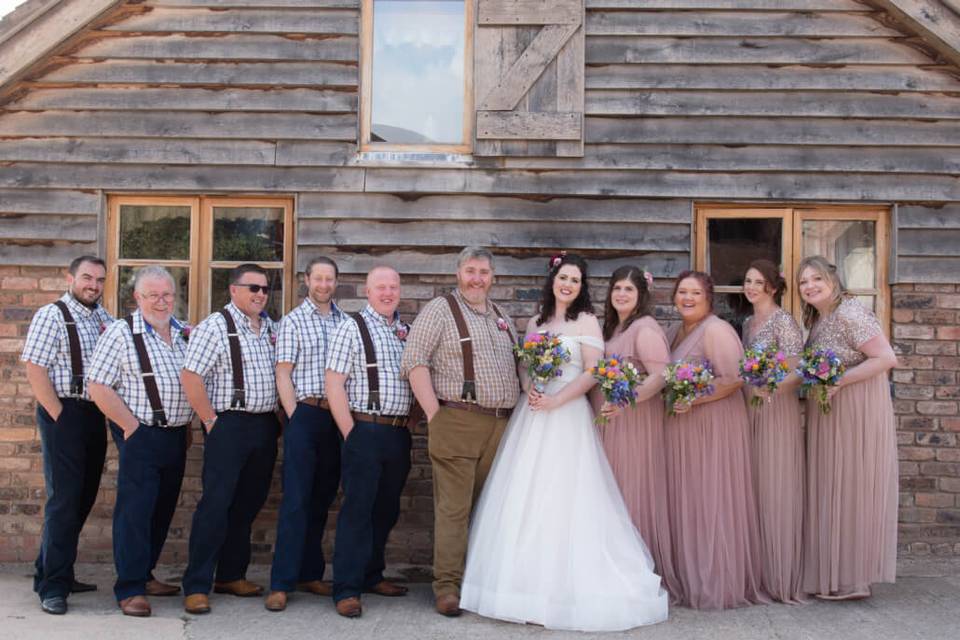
[1,560,958,640]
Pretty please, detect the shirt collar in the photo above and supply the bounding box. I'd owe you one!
[62,292,99,318]
[134,310,183,336]
[226,302,268,328]
[453,289,491,316]
[362,303,397,327]
[303,297,343,320]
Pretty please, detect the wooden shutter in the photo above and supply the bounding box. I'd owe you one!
[474,0,584,157]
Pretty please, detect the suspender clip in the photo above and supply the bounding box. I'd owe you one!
[69,376,84,396]
[367,390,381,413]
[460,380,477,403]
[231,388,246,409]
[152,409,169,428]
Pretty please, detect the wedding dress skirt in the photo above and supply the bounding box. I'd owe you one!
[460,335,668,631]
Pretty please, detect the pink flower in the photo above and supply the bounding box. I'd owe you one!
[643,270,654,287]
[268,328,277,345]
[180,325,192,342]
[99,322,107,335]
[549,251,567,270]
[395,323,409,341]
[496,317,509,332]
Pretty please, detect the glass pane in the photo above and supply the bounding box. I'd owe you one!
[119,205,190,260]
[371,0,465,144]
[801,219,876,290]
[117,266,190,321]
[210,268,283,321]
[854,295,876,312]
[212,207,284,262]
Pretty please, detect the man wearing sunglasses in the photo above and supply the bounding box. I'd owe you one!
[180,263,280,615]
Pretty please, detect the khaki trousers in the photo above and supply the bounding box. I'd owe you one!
[428,405,509,597]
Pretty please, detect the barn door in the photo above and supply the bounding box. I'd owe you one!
[474,0,585,157]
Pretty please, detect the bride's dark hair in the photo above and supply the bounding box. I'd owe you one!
[536,253,594,326]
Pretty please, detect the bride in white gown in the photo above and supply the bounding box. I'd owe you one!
[460,254,668,632]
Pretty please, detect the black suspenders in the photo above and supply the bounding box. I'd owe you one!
[53,300,84,396]
[124,315,169,427]
[219,309,247,409]
[349,312,380,413]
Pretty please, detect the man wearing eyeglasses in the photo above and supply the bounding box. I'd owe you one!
[87,266,191,617]
[179,263,280,615]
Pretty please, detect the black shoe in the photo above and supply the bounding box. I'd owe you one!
[41,596,67,615]
[70,579,97,594]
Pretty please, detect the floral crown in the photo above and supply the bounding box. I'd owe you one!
[548,250,567,271]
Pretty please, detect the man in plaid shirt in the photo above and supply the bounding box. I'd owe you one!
[21,255,112,615]
[179,263,280,615]
[87,266,192,617]
[326,266,413,618]
[265,256,346,612]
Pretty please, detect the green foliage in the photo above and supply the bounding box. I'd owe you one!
[213,218,282,261]
[120,215,190,260]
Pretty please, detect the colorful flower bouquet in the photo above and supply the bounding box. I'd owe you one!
[514,332,570,392]
[739,345,791,408]
[797,348,846,415]
[662,359,716,417]
[589,355,644,426]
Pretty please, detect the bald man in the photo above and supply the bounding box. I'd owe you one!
[325,267,413,617]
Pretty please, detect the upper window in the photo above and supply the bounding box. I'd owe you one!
[360,0,473,152]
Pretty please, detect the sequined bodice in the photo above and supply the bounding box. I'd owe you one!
[806,298,882,368]
[744,308,803,356]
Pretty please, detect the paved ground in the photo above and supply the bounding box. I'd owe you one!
[1,559,958,639]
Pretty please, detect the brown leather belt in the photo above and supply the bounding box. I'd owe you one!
[301,397,330,410]
[439,400,513,419]
[352,412,408,427]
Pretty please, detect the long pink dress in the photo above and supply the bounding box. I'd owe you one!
[599,316,682,600]
[665,315,767,609]
[802,298,898,597]
[743,308,806,604]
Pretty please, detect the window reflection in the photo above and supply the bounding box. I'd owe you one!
[802,220,876,291]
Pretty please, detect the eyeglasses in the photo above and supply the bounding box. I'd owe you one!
[144,293,175,302]
[233,283,272,294]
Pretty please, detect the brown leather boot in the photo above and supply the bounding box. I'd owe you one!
[366,580,408,597]
[264,591,287,612]
[335,596,362,618]
[184,593,211,614]
[146,579,181,597]
[435,594,461,617]
[119,595,151,617]
[297,580,333,596]
[213,579,264,597]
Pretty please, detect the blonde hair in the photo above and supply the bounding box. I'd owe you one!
[796,255,848,328]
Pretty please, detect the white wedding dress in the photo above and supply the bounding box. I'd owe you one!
[460,335,669,631]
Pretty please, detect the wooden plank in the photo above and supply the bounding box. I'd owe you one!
[585,11,902,37]
[147,0,358,6]
[585,64,960,91]
[556,4,585,157]
[0,111,357,140]
[0,213,98,242]
[585,116,960,146]
[872,0,960,69]
[478,0,581,25]
[9,87,357,113]
[584,90,960,120]
[298,193,691,223]
[35,59,357,87]
[0,240,101,267]
[898,204,960,228]
[897,256,960,282]
[585,1,865,8]
[273,141,358,166]
[75,33,359,62]
[477,111,581,140]
[585,36,934,65]
[0,188,101,214]
[479,23,578,110]
[0,137,278,165]
[103,8,358,35]
[898,228,960,255]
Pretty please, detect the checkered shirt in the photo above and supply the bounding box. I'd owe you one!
[86,310,193,427]
[326,304,413,416]
[21,293,114,400]
[182,303,278,413]
[276,298,346,401]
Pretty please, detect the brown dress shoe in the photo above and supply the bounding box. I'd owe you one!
[335,596,362,618]
[366,580,408,597]
[264,591,287,612]
[214,579,264,597]
[146,579,181,597]
[297,580,333,596]
[119,595,152,617]
[435,594,461,617]
[184,593,211,615]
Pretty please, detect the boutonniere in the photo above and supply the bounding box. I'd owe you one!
[496,317,510,332]
[179,325,192,343]
[99,322,108,335]
[267,326,277,346]
[395,322,409,342]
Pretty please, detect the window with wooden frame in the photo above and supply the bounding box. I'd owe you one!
[360,0,475,152]
[694,205,890,335]
[105,196,294,325]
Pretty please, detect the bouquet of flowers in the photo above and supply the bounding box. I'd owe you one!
[797,348,846,415]
[514,332,570,392]
[662,359,715,417]
[589,355,644,426]
[739,345,791,408]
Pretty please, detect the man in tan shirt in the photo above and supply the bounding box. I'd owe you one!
[400,247,519,617]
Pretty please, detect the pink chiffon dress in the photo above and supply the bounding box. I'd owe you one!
[664,315,767,609]
[743,307,806,603]
[599,316,682,600]
[802,298,898,598]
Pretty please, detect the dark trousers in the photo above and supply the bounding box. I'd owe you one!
[332,420,411,602]
[182,411,279,596]
[109,422,187,602]
[33,399,106,600]
[270,403,341,592]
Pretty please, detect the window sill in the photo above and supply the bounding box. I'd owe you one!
[353,150,475,167]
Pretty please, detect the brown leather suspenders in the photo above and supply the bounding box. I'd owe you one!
[125,315,169,427]
[53,300,85,396]
[349,312,380,412]
[219,309,246,409]
[443,295,517,403]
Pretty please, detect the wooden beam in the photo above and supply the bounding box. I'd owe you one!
[477,111,581,140]
[479,0,581,25]
[871,0,960,68]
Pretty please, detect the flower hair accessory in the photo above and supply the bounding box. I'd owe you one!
[549,251,567,271]
[641,268,654,287]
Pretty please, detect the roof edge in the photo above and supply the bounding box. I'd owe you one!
[869,0,960,70]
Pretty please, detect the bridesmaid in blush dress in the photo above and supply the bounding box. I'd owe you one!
[741,259,805,604]
[797,256,898,600]
[596,265,681,600]
[664,270,767,610]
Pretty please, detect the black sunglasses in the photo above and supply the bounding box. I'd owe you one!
[234,283,272,294]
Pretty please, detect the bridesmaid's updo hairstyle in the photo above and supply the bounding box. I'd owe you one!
[537,252,593,326]
[748,258,787,300]
[797,255,849,329]
[602,265,653,341]
[672,270,715,312]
